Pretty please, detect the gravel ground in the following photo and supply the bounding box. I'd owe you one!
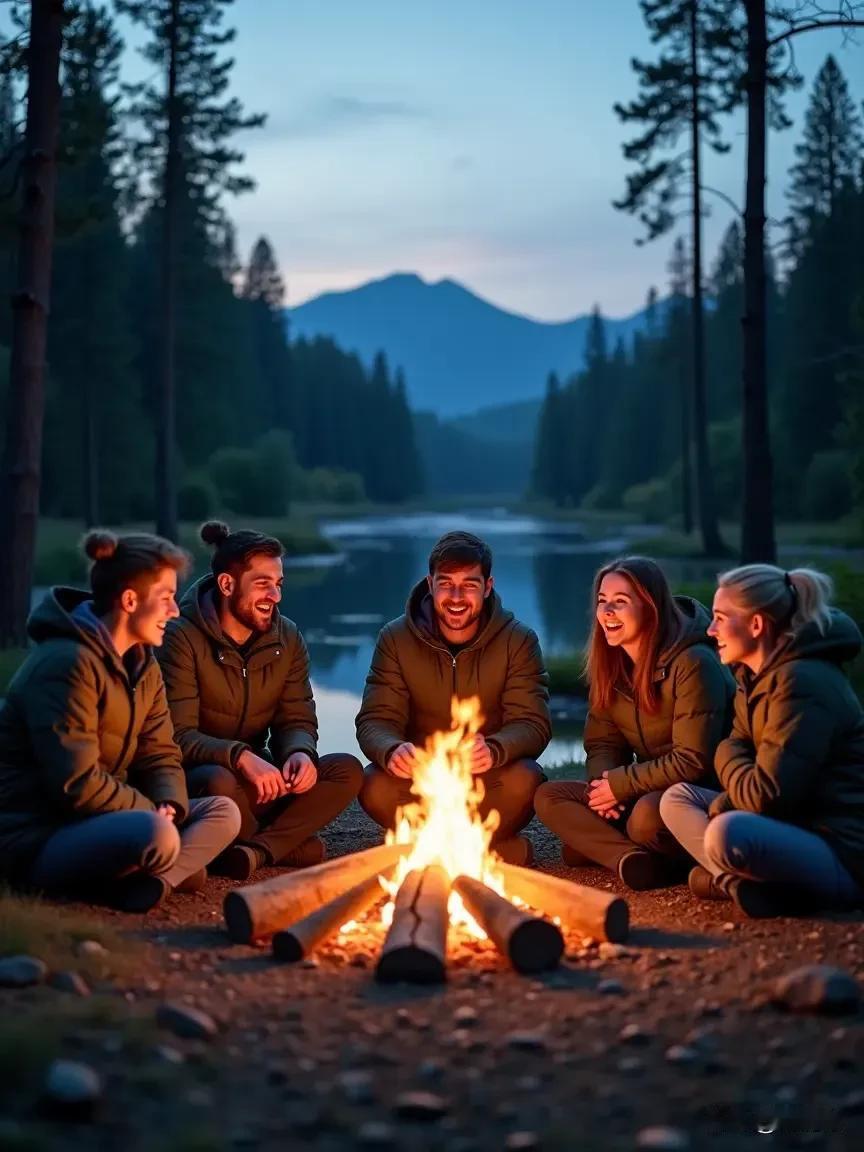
[3,802,864,1152]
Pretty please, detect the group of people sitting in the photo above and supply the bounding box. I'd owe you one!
[0,523,862,922]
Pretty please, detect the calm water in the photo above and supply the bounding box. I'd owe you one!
[286,511,719,768]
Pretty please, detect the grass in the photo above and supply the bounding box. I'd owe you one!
[0,887,136,980]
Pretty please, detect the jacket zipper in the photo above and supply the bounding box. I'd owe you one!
[237,661,250,738]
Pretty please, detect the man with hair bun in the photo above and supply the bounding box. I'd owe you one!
[356,530,551,865]
[158,521,363,880]
[0,531,241,911]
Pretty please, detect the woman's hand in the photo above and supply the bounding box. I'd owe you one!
[586,773,624,819]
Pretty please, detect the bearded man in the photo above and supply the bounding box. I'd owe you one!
[355,531,551,865]
[158,522,362,880]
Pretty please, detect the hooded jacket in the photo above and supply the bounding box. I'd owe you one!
[713,609,864,885]
[157,575,317,772]
[355,579,551,770]
[584,597,735,803]
[0,588,187,882]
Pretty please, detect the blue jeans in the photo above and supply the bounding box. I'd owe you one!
[659,783,864,906]
[31,796,241,894]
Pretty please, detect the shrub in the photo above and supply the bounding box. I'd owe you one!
[178,473,217,521]
[802,450,853,521]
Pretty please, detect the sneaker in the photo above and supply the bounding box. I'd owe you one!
[493,835,534,867]
[174,868,208,894]
[617,849,677,891]
[275,836,326,869]
[110,873,170,913]
[688,865,730,901]
[562,843,592,867]
[210,844,267,881]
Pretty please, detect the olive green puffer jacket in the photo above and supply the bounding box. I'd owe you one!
[0,588,187,883]
[712,609,864,886]
[585,597,735,804]
[356,579,551,769]
[158,575,318,773]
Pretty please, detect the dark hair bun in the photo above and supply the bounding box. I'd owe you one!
[200,520,230,547]
[82,530,118,562]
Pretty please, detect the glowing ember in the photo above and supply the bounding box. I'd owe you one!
[381,697,506,937]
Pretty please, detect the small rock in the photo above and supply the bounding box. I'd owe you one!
[77,939,107,958]
[721,922,736,932]
[516,1074,542,1092]
[599,942,629,959]
[636,1127,690,1151]
[772,965,862,1015]
[619,1023,652,1045]
[665,1045,698,1066]
[506,1031,547,1051]
[453,1005,479,1027]
[598,979,625,995]
[301,957,319,969]
[42,1059,102,1121]
[393,1091,449,1121]
[48,970,91,997]
[505,1134,540,1150]
[154,1045,185,1065]
[339,1070,375,1105]
[418,1059,444,1083]
[156,1002,219,1040]
[617,1056,644,1075]
[0,955,48,988]
[356,1121,397,1148]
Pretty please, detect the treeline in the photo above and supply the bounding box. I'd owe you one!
[0,3,422,528]
[532,52,864,537]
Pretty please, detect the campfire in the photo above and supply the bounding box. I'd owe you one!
[224,698,629,982]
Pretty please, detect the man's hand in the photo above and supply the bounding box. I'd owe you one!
[587,772,623,819]
[468,735,495,775]
[387,743,417,779]
[237,749,286,805]
[156,803,176,822]
[282,752,318,795]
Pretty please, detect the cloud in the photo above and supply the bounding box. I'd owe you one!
[273,94,429,139]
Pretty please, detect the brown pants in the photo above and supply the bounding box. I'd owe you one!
[358,759,544,845]
[534,779,688,872]
[186,754,363,865]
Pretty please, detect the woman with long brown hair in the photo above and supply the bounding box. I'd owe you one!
[534,556,734,889]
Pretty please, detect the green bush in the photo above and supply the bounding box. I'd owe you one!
[546,652,587,697]
[802,450,853,520]
[207,430,299,517]
[298,466,365,504]
[178,473,217,521]
[621,477,673,522]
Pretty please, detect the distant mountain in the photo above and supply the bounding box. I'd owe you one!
[287,273,663,418]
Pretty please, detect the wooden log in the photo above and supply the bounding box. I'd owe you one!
[224,843,408,944]
[272,868,395,963]
[376,866,450,984]
[452,874,564,974]
[496,861,629,943]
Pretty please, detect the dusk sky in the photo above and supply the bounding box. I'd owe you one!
[207,0,863,321]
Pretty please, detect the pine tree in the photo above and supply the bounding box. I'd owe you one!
[706,219,744,421]
[117,0,264,539]
[531,372,567,503]
[242,236,290,427]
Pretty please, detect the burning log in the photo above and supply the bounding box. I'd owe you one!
[376,866,450,984]
[452,874,564,974]
[496,862,629,943]
[224,843,408,944]
[272,869,395,963]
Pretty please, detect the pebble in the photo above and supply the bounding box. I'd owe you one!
[392,1091,449,1121]
[153,1045,185,1065]
[42,1059,102,1120]
[156,1002,219,1040]
[0,955,47,987]
[599,942,629,959]
[665,1045,699,1066]
[772,965,862,1015]
[505,1134,540,1150]
[617,1056,645,1075]
[721,922,736,932]
[598,979,625,995]
[339,1070,375,1105]
[418,1059,444,1083]
[356,1121,397,1149]
[619,1024,652,1045]
[48,970,91,997]
[77,939,107,958]
[453,1005,479,1027]
[636,1127,690,1150]
[506,1031,547,1051]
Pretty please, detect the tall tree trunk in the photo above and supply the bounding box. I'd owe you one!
[0,0,65,646]
[741,0,776,562]
[679,344,694,533]
[689,0,724,555]
[156,0,180,541]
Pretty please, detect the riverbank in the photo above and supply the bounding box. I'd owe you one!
[2,803,863,1152]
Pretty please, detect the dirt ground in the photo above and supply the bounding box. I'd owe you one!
[3,802,864,1152]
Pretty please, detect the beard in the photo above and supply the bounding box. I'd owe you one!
[434,600,483,634]
[229,590,274,635]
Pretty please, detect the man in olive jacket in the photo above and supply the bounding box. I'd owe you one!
[356,531,551,865]
[158,522,363,880]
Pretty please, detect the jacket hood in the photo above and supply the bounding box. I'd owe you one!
[405,577,514,651]
[753,608,862,678]
[658,596,714,669]
[177,573,282,648]
[26,587,144,677]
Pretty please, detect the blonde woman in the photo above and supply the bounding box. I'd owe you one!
[660,565,864,917]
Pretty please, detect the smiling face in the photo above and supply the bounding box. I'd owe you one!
[707,585,763,669]
[125,567,180,647]
[428,563,492,645]
[596,572,648,658]
[222,553,284,636]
